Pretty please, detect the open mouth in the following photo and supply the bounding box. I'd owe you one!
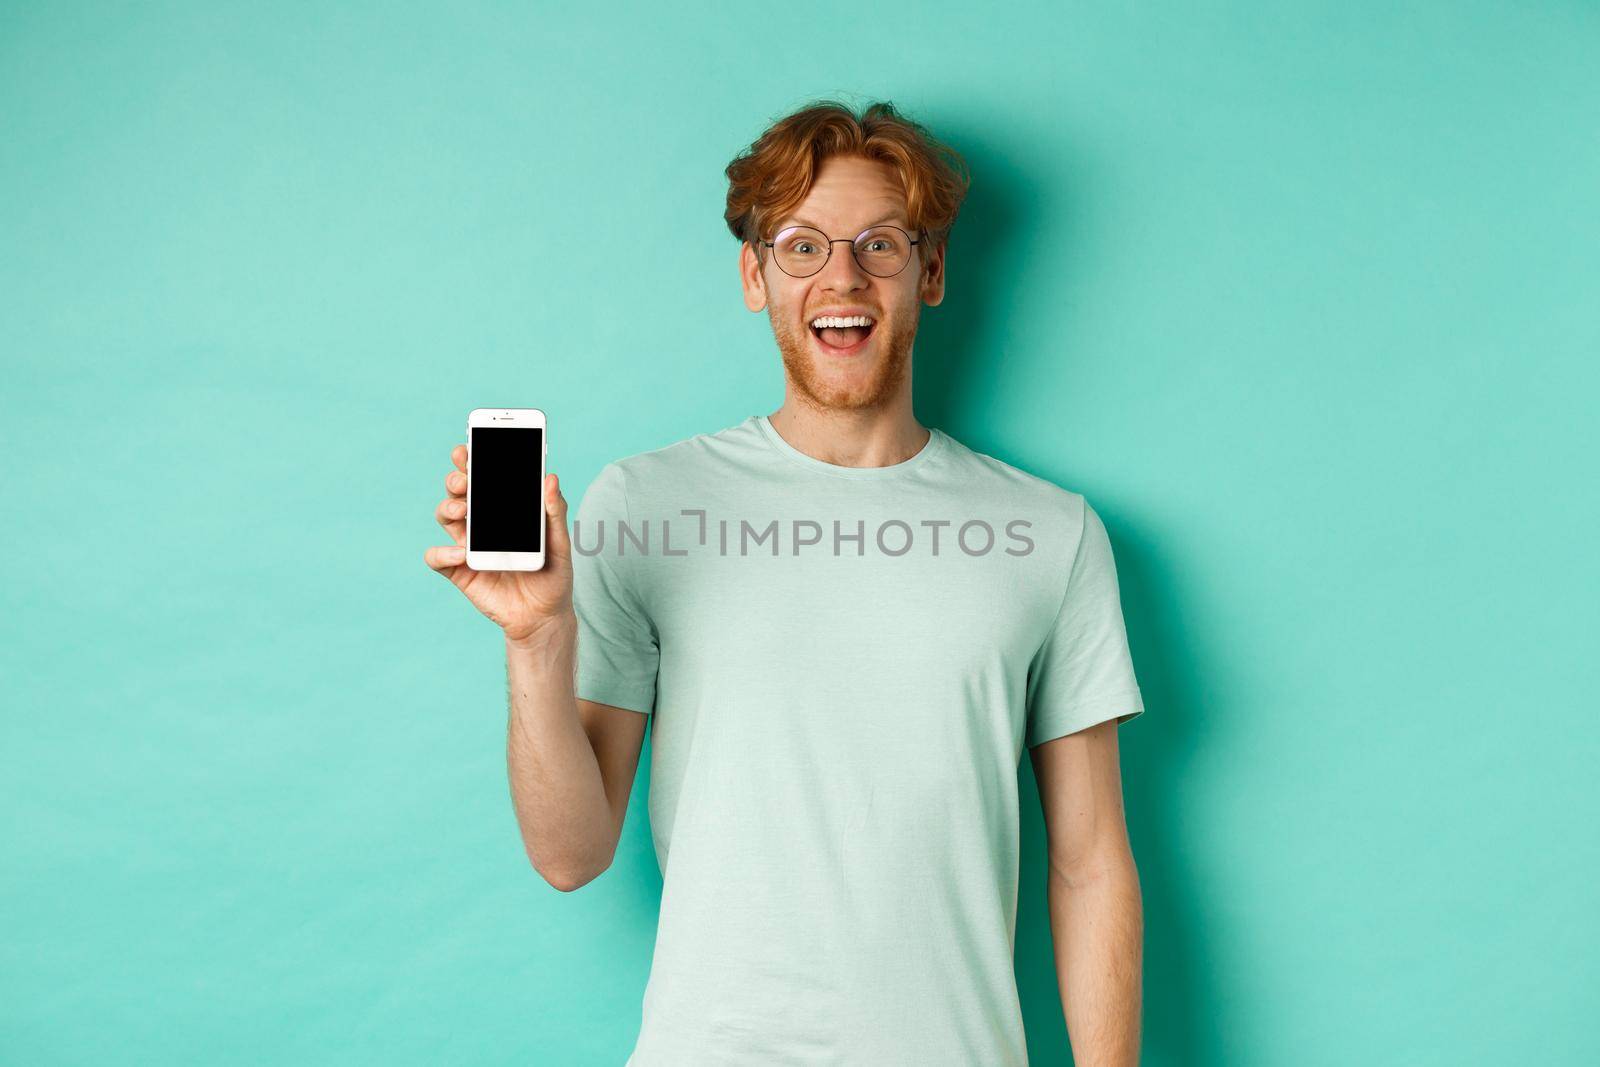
[809,318,877,355]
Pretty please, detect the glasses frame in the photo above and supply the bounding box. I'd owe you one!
[760,224,925,279]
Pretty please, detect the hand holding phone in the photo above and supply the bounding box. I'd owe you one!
[424,408,574,645]
[465,408,547,572]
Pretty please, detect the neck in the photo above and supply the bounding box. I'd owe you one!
[766,392,929,469]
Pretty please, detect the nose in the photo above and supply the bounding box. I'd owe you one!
[816,239,870,291]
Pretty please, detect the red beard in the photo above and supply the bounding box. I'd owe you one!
[768,306,919,412]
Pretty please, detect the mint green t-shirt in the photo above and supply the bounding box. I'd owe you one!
[572,414,1145,1066]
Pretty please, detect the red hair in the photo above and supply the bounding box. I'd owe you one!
[724,99,971,263]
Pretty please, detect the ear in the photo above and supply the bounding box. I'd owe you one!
[740,241,768,312]
[920,238,946,308]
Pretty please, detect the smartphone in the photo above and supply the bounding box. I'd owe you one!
[465,408,547,571]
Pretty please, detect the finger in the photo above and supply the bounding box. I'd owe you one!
[452,443,467,473]
[435,496,466,544]
[423,543,467,572]
[445,467,466,497]
[545,473,572,563]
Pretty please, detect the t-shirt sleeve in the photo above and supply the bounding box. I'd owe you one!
[571,462,659,715]
[1024,499,1145,748]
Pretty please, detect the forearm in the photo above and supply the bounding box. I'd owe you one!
[504,615,613,889]
[1046,854,1143,1066]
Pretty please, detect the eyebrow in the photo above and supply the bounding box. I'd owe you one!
[781,211,908,232]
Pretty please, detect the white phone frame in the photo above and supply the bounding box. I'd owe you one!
[465,407,547,572]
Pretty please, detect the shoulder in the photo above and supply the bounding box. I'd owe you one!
[933,432,1127,574]
[601,416,765,483]
[580,417,766,518]
[937,431,1090,523]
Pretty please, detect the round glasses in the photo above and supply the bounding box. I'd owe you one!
[760,224,924,278]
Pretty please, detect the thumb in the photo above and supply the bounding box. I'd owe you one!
[545,472,572,563]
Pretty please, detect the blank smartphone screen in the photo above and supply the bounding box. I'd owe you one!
[469,427,543,552]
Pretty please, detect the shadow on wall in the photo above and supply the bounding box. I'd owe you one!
[911,120,1219,1066]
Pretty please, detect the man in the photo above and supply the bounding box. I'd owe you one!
[425,100,1146,1066]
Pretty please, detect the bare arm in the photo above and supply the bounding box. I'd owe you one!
[1029,717,1143,1067]
[504,620,646,890]
[425,443,646,892]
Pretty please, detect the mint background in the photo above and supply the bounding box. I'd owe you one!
[4,3,1596,1064]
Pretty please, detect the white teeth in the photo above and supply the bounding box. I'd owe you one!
[809,315,875,329]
